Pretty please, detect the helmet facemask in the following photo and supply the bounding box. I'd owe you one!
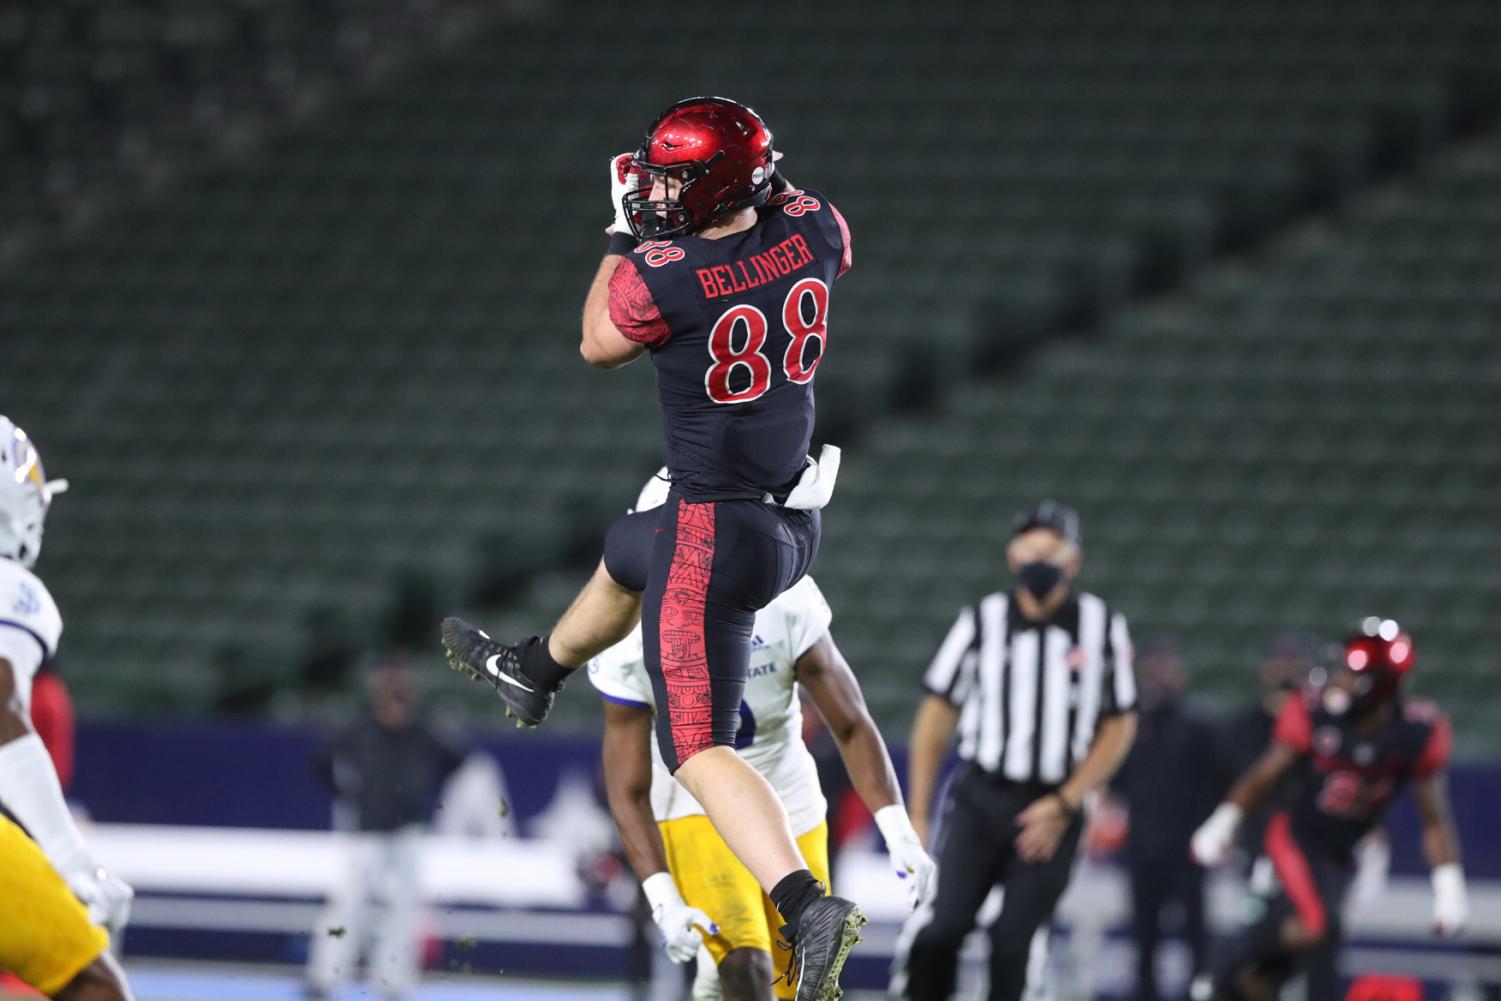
[0,420,66,569]
[624,156,713,240]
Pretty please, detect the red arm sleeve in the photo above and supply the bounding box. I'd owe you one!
[1413,714,1452,777]
[1272,692,1313,755]
[29,672,76,791]
[607,257,672,348]
[829,203,852,278]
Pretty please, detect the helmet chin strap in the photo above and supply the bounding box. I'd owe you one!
[0,518,23,563]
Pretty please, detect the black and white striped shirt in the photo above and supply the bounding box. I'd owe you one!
[923,591,1136,785]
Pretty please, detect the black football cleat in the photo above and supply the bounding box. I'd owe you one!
[781,895,866,1001]
[439,617,558,728]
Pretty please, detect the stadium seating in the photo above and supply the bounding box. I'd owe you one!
[815,137,1501,740]
[0,0,496,265]
[1,0,1498,741]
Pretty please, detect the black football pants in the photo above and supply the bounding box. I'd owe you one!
[1128,857,1207,1001]
[899,767,1083,1001]
[603,490,819,772]
[1212,813,1352,1000]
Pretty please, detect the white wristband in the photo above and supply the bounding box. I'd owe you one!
[642,871,685,912]
[1433,863,1466,901]
[874,804,920,845]
[0,734,92,873]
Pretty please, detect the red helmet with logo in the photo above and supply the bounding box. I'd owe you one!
[1336,617,1415,716]
[624,96,775,240]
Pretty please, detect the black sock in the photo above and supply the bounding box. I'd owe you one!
[522,635,574,689]
[1243,914,1287,963]
[1214,922,1290,1001]
[770,870,824,936]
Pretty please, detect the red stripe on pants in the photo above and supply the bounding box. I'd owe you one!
[1265,811,1327,938]
[660,499,716,766]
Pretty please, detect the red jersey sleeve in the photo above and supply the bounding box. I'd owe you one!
[1272,692,1313,754]
[829,203,852,278]
[1412,713,1453,777]
[607,257,672,348]
[29,672,76,791]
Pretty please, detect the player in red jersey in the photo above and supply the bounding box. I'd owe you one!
[441,98,862,1000]
[1190,618,1467,1000]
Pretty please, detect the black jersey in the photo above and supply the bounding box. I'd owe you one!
[606,188,850,502]
[1271,690,1451,858]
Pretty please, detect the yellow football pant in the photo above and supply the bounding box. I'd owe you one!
[0,814,108,996]
[659,815,830,1001]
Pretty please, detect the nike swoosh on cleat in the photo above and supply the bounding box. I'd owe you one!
[486,655,535,693]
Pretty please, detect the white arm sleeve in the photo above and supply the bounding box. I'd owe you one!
[0,733,92,874]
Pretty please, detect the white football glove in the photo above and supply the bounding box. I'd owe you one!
[608,152,645,236]
[65,862,134,938]
[1432,863,1468,937]
[875,805,937,910]
[643,871,718,964]
[1190,803,1243,867]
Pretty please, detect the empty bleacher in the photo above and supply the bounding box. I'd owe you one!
[0,0,1498,742]
[815,138,1501,740]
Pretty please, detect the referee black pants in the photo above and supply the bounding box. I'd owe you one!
[899,767,1082,1001]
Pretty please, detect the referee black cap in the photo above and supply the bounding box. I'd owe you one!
[1011,500,1081,546]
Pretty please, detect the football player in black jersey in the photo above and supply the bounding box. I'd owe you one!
[1190,618,1468,1000]
[440,98,862,1001]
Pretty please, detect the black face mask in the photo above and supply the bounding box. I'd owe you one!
[1017,560,1064,600]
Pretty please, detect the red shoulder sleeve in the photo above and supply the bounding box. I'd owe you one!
[1272,692,1313,754]
[29,672,76,790]
[829,203,852,278]
[1413,712,1452,777]
[607,257,672,348]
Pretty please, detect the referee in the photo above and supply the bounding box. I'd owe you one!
[892,501,1138,1001]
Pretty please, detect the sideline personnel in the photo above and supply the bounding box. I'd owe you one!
[894,501,1138,1001]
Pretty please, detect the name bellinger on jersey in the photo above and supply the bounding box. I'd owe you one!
[607,185,851,504]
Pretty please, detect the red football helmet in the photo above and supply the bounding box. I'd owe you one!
[1332,617,1415,716]
[624,96,775,240]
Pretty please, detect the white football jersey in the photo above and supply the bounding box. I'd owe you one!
[0,557,63,714]
[589,575,832,836]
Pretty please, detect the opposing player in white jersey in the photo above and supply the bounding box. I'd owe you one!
[0,417,135,1000]
[590,471,935,1001]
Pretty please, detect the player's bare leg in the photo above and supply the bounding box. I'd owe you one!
[546,561,641,667]
[54,953,134,1001]
[441,560,639,727]
[675,747,806,889]
[1226,969,1278,1001]
[718,947,774,1001]
[1211,913,1318,1001]
[676,747,864,1001]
